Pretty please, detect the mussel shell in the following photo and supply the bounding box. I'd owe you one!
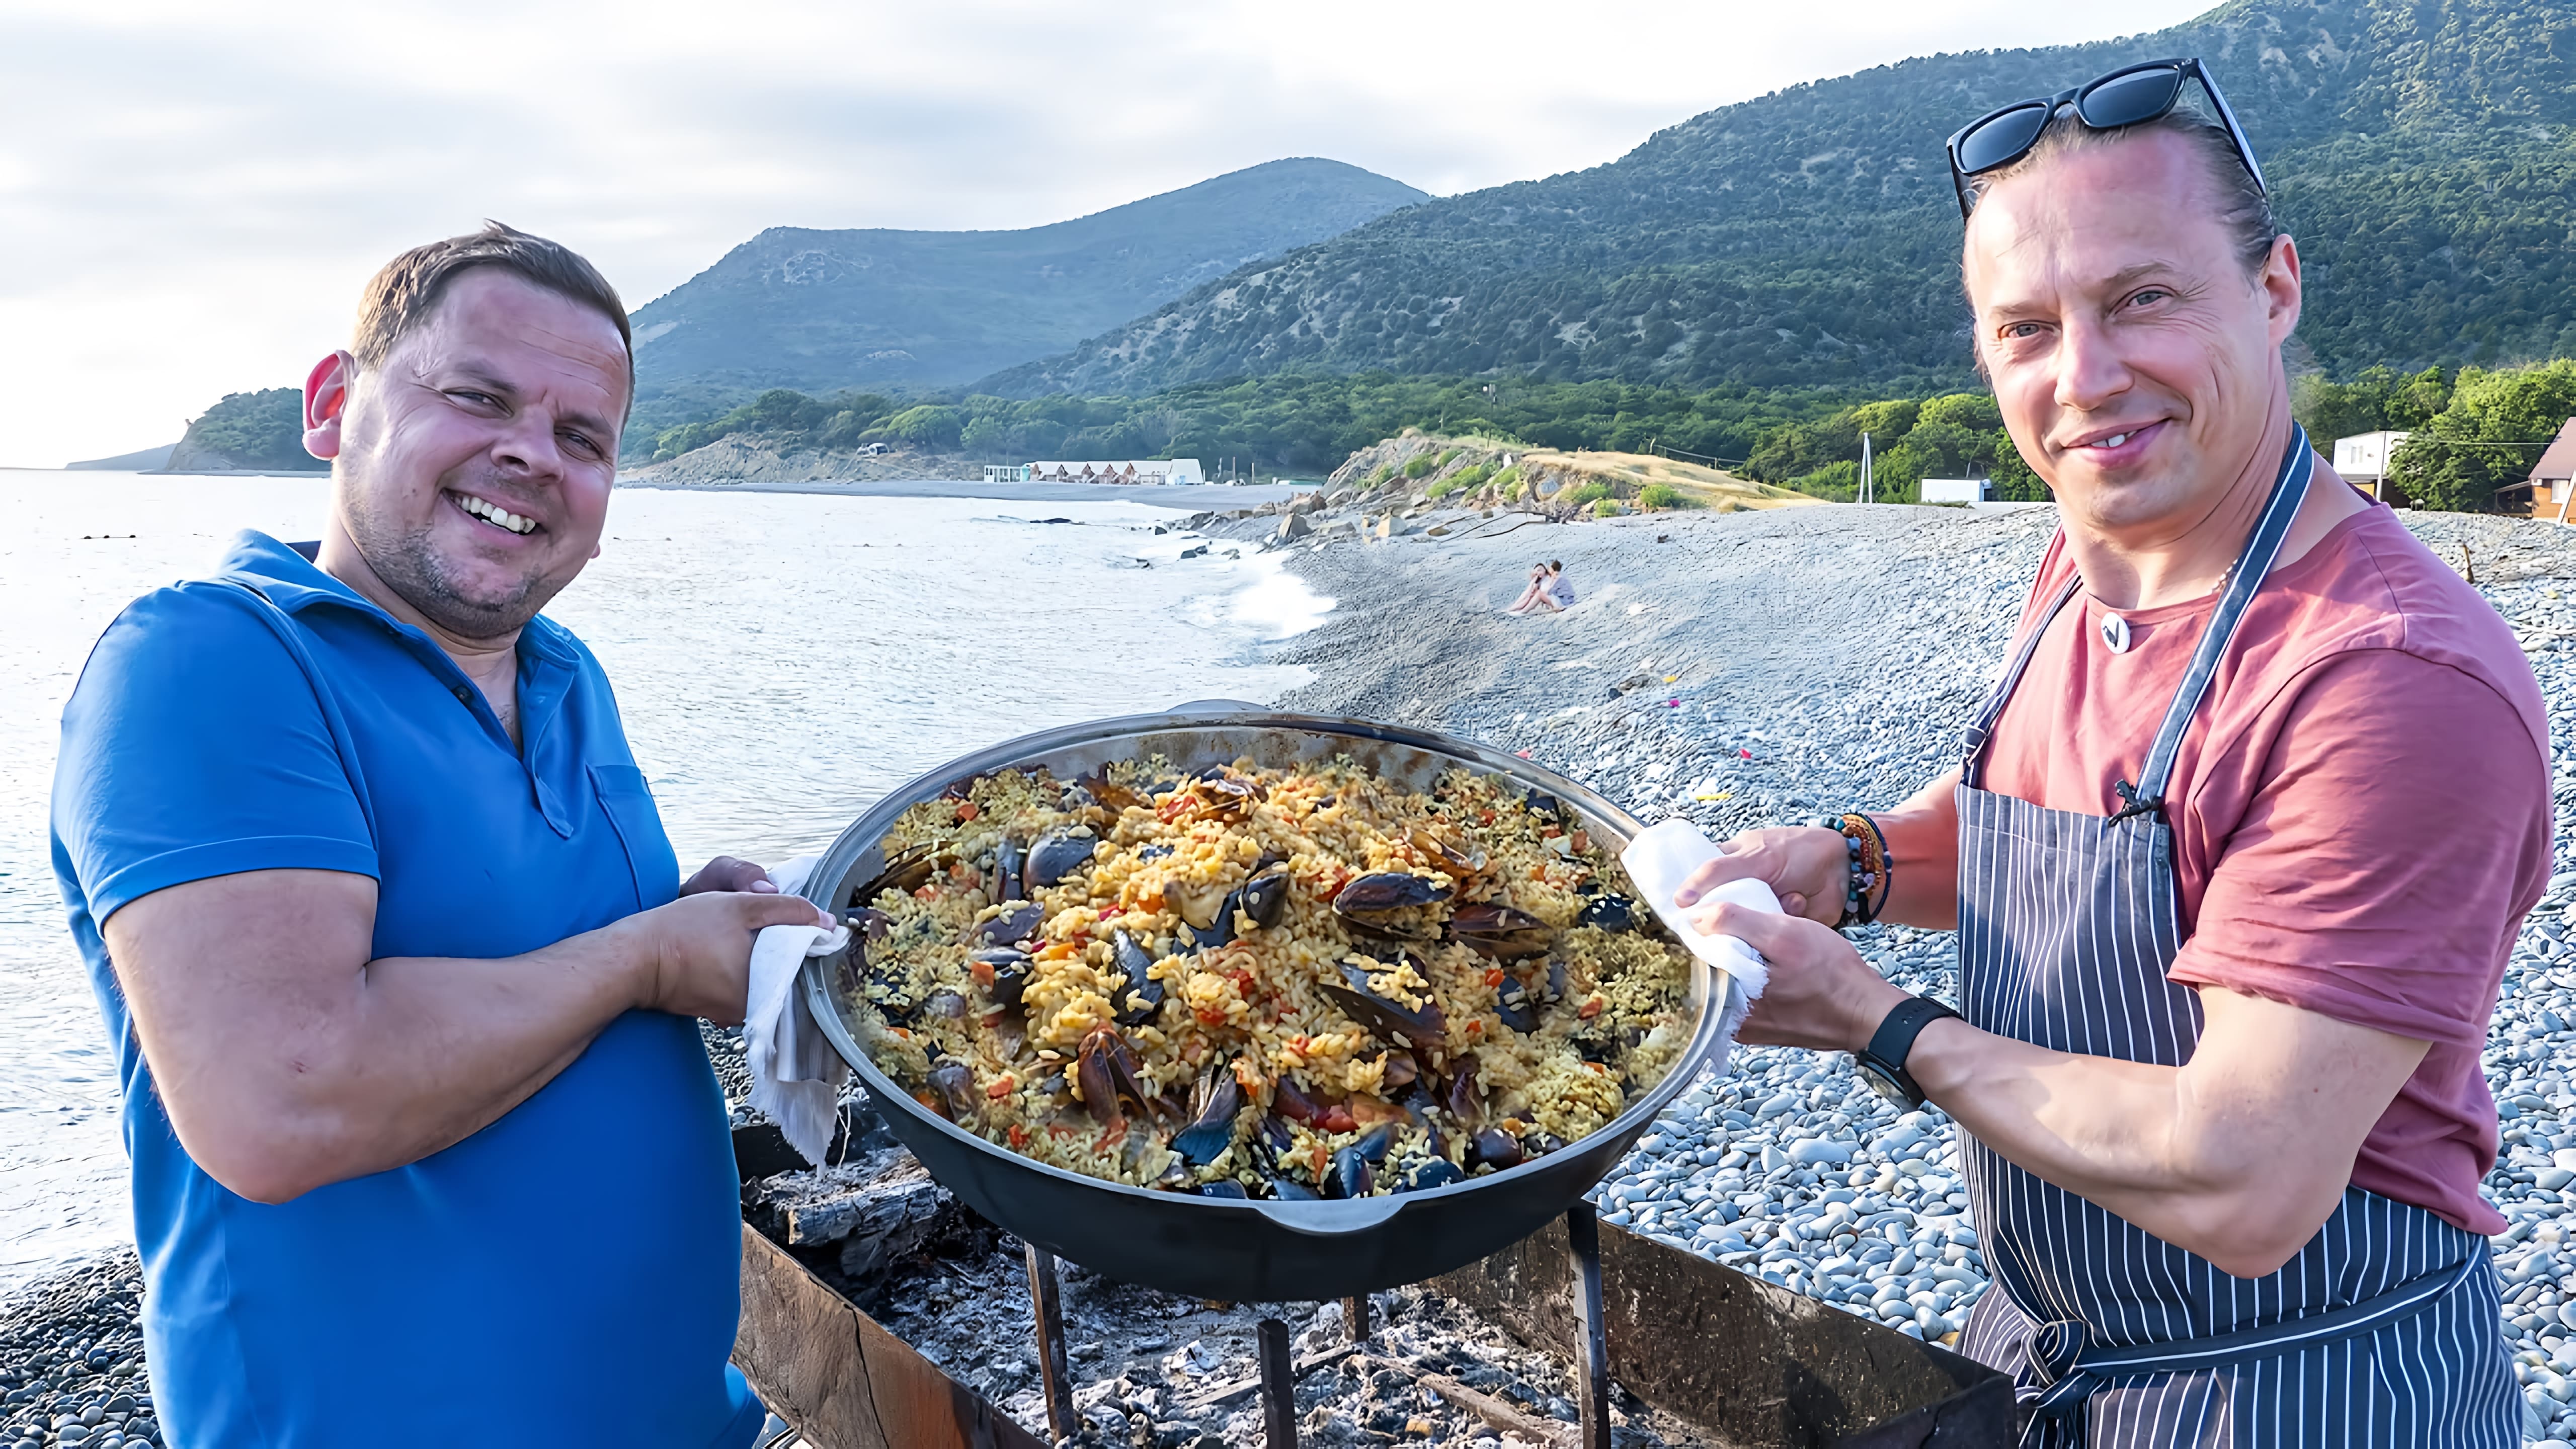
[1263,1176,1322,1201]
[1448,903,1554,960]
[1576,894,1640,933]
[847,908,894,942]
[1025,829,1097,889]
[972,947,1034,1008]
[993,837,1025,904]
[1524,791,1564,821]
[1351,1123,1395,1163]
[1177,900,1236,954]
[1170,1070,1245,1166]
[1111,930,1166,1026]
[922,989,969,1021]
[968,903,1044,949]
[1237,868,1292,930]
[1394,1158,1466,1193]
[1468,1129,1525,1171]
[1524,1131,1568,1157]
[1494,976,1538,1033]
[1325,1146,1375,1199]
[1439,1056,1481,1124]
[1331,872,1453,918]
[925,1061,979,1121]
[1321,963,1449,1054]
[1194,1180,1250,1199]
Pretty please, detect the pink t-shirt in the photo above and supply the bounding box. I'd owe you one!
[1980,503,2551,1235]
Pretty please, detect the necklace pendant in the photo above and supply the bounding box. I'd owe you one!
[2101,613,2132,653]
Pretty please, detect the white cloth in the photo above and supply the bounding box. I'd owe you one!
[744,854,850,1168]
[1620,819,1782,1065]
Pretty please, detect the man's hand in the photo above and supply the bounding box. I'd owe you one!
[1675,827,1853,926]
[629,889,833,1025]
[1685,900,1909,1050]
[682,855,778,896]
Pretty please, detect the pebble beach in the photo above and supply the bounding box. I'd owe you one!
[11,495,2576,1446]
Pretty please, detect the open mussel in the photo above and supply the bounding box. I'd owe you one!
[1320,961,1448,1054]
[1169,1067,1246,1166]
[1074,1026,1154,1129]
[846,908,893,942]
[1450,903,1554,960]
[1194,1180,1250,1199]
[1333,871,1451,918]
[967,902,1044,950]
[1394,1157,1465,1192]
[1439,1056,1482,1124]
[1177,865,1292,953]
[1237,867,1291,929]
[1110,930,1166,1025]
[848,843,937,908]
[1025,829,1097,890]
[1468,1129,1524,1171]
[971,946,1033,1009]
[925,1061,980,1121]
[992,836,1024,904]
[1263,1176,1321,1201]
[1324,1124,1394,1198]
[1577,894,1640,933]
[1494,973,1538,1033]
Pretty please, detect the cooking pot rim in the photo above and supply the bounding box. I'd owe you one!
[793,705,1739,1219]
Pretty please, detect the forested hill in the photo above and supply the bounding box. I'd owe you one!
[627,158,1426,397]
[983,0,2576,398]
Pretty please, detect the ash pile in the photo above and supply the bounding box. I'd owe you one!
[733,1085,1708,1448]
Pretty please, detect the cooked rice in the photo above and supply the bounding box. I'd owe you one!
[838,756,1694,1198]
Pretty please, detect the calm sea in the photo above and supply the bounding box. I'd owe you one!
[0,472,1326,1297]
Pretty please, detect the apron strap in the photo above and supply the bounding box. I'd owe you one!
[1961,576,2083,789]
[2019,1243,2484,1440]
[2118,424,2316,819]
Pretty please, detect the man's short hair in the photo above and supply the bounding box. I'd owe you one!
[352,221,633,410]
[1959,110,2280,278]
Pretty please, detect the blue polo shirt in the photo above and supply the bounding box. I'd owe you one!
[49,532,763,1449]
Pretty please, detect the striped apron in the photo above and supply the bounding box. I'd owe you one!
[1948,427,2521,1448]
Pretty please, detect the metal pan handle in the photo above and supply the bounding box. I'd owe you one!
[1250,1196,1408,1235]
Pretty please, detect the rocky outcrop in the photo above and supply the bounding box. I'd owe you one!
[619,434,979,486]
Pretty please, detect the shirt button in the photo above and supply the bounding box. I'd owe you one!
[454,686,473,704]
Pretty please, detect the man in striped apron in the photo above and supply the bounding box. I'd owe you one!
[1678,60,2546,1446]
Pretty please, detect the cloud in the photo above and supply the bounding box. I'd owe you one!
[0,0,2210,466]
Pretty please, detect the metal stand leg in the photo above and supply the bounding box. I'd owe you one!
[1023,1242,1076,1442]
[1566,1200,1613,1449]
[1343,1293,1371,1345]
[1258,1317,1299,1447]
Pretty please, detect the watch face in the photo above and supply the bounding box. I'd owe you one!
[1858,1062,1910,1104]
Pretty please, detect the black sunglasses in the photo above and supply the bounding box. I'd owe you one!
[1944,57,2265,220]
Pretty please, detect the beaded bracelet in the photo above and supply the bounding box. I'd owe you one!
[1807,813,1893,928]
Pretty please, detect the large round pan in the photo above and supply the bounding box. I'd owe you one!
[796,704,1739,1303]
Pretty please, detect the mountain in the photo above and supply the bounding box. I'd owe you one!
[626,158,1428,401]
[982,0,2576,397]
[163,388,324,473]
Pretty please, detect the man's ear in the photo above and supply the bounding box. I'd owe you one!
[2263,233,2303,348]
[303,352,356,461]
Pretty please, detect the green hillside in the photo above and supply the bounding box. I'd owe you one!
[165,389,323,473]
[982,0,2576,397]
[627,157,1427,411]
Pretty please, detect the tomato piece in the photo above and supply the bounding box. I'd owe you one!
[1320,1105,1357,1134]
[1578,997,1605,1019]
[1571,830,1590,853]
[1483,968,1505,988]
[1195,1006,1229,1027]
[986,1075,1015,1099]
[971,960,997,988]
[1008,1124,1030,1148]
[1466,1019,1483,1034]
[955,800,981,822]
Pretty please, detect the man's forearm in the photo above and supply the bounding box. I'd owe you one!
[107,870,653,1203]
[1871,769,1961,929]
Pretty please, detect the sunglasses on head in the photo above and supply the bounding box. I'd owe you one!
[1944,57,2265,220]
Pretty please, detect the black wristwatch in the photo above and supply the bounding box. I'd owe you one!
[1855,996,1963,1109]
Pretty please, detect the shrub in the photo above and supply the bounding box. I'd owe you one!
[1436,447,1463,467]
[1367,463,1395,486]
[1592,499,1620,517]
[1425,476,1463,499]
[1489,465,1522,497]
[1568,481,1614,505]
[1449,463,1492,491]
[1403,454,1437,478]
[1638,482,1701,510]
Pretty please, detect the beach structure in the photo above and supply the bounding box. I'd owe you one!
[2331,431,2411,501]
[1919,477,1989,504]
[999,459,1207,487]
[2511,419,2576,523]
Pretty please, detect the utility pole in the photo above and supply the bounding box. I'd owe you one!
[1859,432,1874,505]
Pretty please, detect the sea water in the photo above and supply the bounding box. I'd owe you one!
[0,472,1326,1296]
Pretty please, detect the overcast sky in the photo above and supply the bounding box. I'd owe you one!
[0,0,2213,467]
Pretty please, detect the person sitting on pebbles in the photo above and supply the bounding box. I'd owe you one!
[1676,60,2535,1445]
[1543,559,1576,609]
[1505,560,1561,614]
[50,224,829,1448]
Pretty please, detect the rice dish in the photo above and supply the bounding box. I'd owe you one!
[836,756,1694,1200]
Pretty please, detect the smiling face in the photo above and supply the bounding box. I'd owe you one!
[1963,129,2300,536]
[321,268,627,641]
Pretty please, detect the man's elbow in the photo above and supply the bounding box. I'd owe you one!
[2165,1181,2341,1279]
[169,1106,358,1205]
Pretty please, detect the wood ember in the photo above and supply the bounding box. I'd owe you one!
[743,1148,957,1280]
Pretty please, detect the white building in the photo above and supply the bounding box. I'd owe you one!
[1011,459,1206,487]
[1919,478,1989,504]
[2331,431,2411,500]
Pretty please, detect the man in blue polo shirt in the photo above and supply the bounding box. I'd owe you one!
[50,223,831,1447]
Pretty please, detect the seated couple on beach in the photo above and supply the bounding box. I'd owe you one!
[1507,560,1576,615]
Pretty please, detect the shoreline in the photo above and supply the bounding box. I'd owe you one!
[614,475,1303,512]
